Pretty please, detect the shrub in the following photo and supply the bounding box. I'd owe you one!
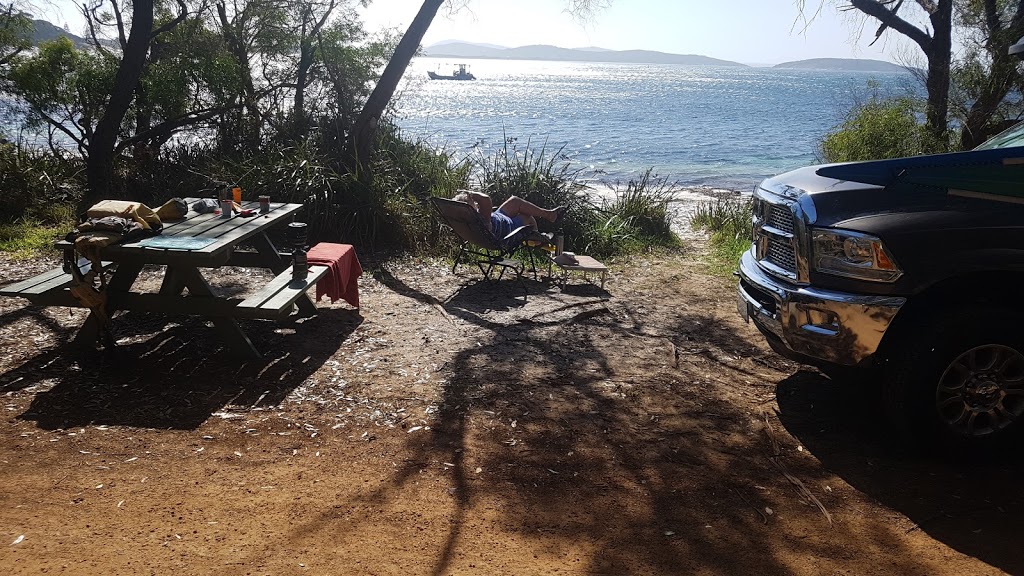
[819,95,944,163]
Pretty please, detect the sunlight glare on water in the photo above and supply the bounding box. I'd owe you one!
[394,57,918,191]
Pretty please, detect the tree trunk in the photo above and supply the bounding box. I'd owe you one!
[960,4,1024,150]
[84,0,154,207]
[216,2,262,150]
[960,57,1016,150]
[294,36,313,138]
[349,0,444,171]
[923,1,953,145]
[845,0,954,146]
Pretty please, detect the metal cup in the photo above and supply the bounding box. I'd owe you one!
[259,195,271,214]
[287,222,308,249]
[221,199,233,218]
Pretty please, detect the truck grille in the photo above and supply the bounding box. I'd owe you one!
[767,205,794,234]
[752,190,802,282]
[766,238,797,271]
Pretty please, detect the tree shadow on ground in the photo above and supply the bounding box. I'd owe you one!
[3,309,360,430]
[776,369,1024,575]
[287,270,935,575]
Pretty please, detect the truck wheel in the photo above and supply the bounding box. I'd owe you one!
[884,309,1024,449]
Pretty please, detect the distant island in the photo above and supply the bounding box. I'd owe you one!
[423,42,746,67]
[773,58,906,73]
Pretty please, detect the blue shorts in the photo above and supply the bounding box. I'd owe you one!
[490,211,525,239]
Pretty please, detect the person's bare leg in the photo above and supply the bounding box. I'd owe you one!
[498,196,558,223]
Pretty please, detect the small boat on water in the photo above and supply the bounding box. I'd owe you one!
[428,63,476,81]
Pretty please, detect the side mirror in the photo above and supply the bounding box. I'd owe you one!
[1011,36,1024,58]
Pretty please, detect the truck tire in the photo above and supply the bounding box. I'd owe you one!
[883,308,1024,451]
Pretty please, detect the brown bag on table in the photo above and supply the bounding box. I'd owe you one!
[87,200,163,231]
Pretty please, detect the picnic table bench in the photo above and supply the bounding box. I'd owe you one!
[0,197,324,359]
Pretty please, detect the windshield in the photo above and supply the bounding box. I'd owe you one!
[974,121,1024,150]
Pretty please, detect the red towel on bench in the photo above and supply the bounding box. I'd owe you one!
[306,243,362,308]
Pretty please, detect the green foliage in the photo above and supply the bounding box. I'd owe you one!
[603,169,676,241]
[690,197,751,238]
[819,92,943,163]
[8,37,117,148]
[0,5,31,76]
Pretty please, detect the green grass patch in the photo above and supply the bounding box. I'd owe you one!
[0,219,70,259]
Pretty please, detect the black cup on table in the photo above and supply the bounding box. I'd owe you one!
[287,222,309,280]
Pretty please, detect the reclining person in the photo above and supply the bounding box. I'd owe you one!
[452,191,565,240]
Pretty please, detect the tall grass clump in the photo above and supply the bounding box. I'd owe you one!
[473,137,588,248]
[472,140,680,258]
[690,197,752,274]
[586,169,679,255]
[0,142,83,222]
[0,143,81,257]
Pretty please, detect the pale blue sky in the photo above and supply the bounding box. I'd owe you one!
[359,0,920,65]
[40,0,922,66]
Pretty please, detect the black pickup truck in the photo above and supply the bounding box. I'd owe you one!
[737,124,1024,448]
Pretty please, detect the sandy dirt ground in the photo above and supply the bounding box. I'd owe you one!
[0,242,1020,575]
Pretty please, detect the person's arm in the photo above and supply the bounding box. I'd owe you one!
[466,191,493,220]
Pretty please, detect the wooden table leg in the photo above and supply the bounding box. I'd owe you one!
[160,266,188,296]
[251,233,288,274]
[179,266,261,359]
[73,262,143,348]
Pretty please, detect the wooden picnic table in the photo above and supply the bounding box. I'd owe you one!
[0,197,327,359]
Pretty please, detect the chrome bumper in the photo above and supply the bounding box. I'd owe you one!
[737,250,906,366]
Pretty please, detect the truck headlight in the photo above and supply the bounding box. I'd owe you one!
[811,229,902,282]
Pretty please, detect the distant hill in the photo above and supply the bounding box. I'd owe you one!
[27,18,119,49]
[31,19,89,47]
[773,58,906,73]
[430,39,506,50]
[423,42,746,67]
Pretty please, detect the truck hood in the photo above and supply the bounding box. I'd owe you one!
[760,165,937,228]
[815,146,1024,198]
[761,155,1024,233]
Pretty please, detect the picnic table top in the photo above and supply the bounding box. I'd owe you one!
[57,197,303,266]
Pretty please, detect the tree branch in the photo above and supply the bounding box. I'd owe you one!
[850,0,933,50]
[0,45,22,66]
[34,108,86,150]
[82,1,111,55]
[151,0,188,39]
[982,0,999,35]
[110,0,128,51]
[115,105,239,152]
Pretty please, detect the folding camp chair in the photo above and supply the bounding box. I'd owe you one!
[430,196,548,291]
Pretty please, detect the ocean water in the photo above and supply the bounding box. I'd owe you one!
[396,57,919,192]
